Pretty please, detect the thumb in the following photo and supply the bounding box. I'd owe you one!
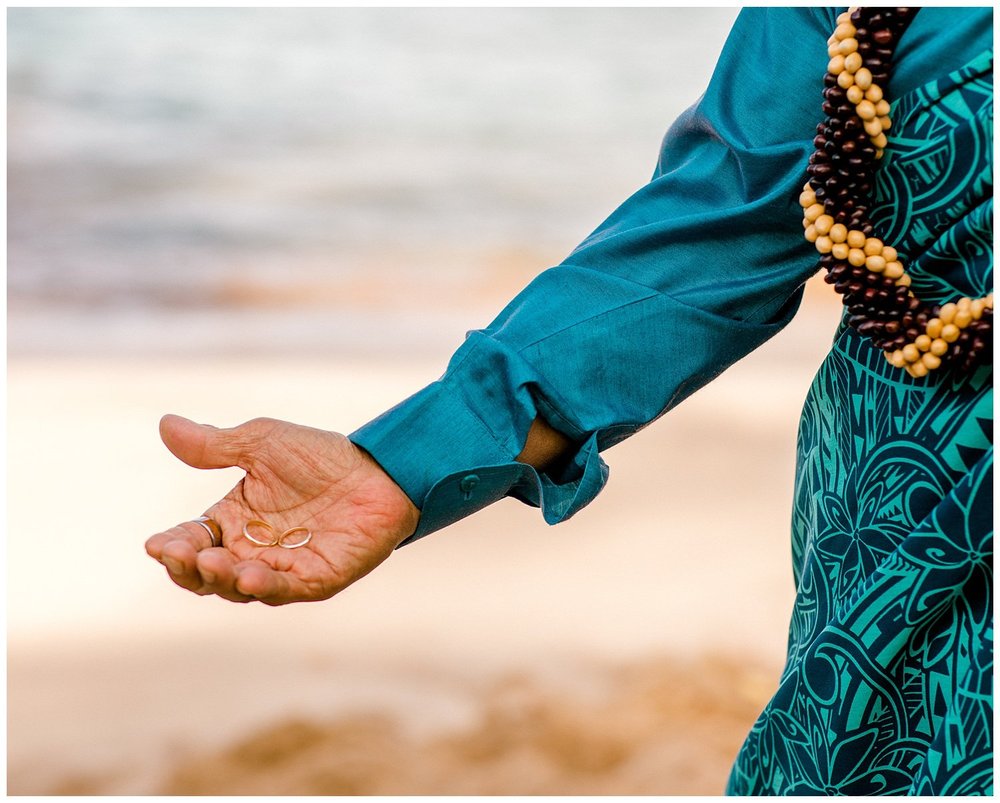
[159,414,262,470]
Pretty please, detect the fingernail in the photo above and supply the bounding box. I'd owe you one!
[164,557,183,575]
[201,568,217,584]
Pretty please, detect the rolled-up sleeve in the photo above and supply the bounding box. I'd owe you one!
[350,7,838,546]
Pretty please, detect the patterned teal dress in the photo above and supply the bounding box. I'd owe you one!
[352,8,992,794]
[726,48,994,796]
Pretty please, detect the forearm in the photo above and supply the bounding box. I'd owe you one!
[515,416,575,473]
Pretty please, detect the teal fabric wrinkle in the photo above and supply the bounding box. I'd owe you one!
[352,8,835,541]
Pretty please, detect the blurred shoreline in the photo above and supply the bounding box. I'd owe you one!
[8,7,739,361]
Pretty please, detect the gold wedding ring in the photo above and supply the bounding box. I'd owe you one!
[242,519,312,549]
[277,526,312,549]
[192,516,222,547]
[243,519,278,547]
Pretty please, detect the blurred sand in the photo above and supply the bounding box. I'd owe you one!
[7,277,842,795]
[159,655,777,796]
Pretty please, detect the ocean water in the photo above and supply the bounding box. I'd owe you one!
[8,7,738,357]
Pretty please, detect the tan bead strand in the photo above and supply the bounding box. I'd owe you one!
[828,10,890,156]
[799,182,911,288]
[885,293,994,376]
[805,17,899,266]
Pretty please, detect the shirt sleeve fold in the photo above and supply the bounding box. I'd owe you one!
[350,7,839,545]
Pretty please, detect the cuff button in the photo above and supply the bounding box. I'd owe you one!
[459,474,480,499]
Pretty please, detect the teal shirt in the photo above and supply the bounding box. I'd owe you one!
[352,7,993,794]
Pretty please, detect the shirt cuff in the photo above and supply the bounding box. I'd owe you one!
[349,363,609,547]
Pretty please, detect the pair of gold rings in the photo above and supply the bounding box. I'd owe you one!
[242,519,313,549]
[190,516,313,550]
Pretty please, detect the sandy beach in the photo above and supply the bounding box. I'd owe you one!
[7,279,841,796]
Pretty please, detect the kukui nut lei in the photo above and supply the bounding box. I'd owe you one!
[801,6,993,378]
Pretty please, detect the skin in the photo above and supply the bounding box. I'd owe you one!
[146,413,573,605]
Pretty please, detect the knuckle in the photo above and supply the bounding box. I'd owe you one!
[230,418,282,467]
[243,417,280,438]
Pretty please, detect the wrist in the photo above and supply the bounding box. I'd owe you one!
[354,445,421,542]
[515,416,575,473]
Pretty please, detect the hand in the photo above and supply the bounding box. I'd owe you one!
[145,414,420,605]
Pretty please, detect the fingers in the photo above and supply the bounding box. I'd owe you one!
[145,521,217,562]
[158,536,208,594]
[195,549,256,603]
[159,414,278,471]
[229,562,304,605]
[193,551,315,606]
[145,520,246,601]
[147,521,314,605]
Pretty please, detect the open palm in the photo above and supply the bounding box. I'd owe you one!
[145,415,420,605]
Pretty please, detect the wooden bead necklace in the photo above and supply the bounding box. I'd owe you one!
[801,6,993,378]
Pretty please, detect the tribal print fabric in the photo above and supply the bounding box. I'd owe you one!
[727,48,993,796]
